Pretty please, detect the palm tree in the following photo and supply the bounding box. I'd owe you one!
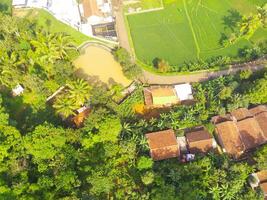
[53,97,78,119]
[0,51,21,87]
[67,79,91,106]
[30,32,60,66]
[54,33,76,59]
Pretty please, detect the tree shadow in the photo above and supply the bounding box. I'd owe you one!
[0,3,9,14]
[219,32,228,46]
[222,9,242,31]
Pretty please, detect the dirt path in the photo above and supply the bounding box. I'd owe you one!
[141,63,266,85]
[114,4,132,53]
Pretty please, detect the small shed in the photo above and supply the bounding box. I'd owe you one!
[12,84,24,97]
[146,129,180,161]
[71,106,91,128]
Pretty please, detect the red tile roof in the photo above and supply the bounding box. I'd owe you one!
[237,117,266,150]
[254,112,267,139]
[146,129,179,161]
[231,108,252,121]
[215,121,245,158]
[211,114,232,124]
[71,107,91,127]
[249,105,267,116]
[186,129,214,154]
[256,170,267,183]
[260,182,267,197]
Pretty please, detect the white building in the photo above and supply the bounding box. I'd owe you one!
[12,0,116,40]
[174,83,193,101]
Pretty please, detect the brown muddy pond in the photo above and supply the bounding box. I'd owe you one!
[74,46,131,87]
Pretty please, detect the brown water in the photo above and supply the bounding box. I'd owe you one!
[74,46,131,87]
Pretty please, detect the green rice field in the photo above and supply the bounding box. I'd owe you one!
[127,0,267,66]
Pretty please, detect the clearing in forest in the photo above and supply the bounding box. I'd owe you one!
[127,0,267,66]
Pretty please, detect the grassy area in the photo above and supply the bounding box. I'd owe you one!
[0,0,12,14]
[13,8,92,45]
[127,0,267,68]
[124,0,163,13]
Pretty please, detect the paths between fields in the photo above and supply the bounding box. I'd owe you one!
[140,63,266,85]
[183,0,200,59]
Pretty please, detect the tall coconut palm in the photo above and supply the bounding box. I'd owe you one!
[67,79,91,106]
[53,97,78,119]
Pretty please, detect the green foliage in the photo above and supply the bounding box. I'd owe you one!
[0,6,266,200]
[153,58,170,72]
[116,86,144,118]
[254,145,267,170]
[67,79,92,106]
[113,47,142,79]
[245,72,267,104]
[239,69,253,80]
[137,156,153,170]
[141,171,155,185]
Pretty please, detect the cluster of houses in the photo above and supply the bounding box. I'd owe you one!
[146,105,267,161]
[145,104,267,198]
[12,0,117,40]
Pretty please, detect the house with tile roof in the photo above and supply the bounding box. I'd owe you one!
[143,84,194,108]
[145,129,180,161]
[185,128,217,154]
[215,121,245,158]
[213,106,267,158]
[237,117,266,150]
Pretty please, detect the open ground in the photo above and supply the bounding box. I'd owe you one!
[127,0,267,67]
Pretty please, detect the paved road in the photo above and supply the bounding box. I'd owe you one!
[140,63,266,85]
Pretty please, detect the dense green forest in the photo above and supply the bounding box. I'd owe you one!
[0,4,267,200]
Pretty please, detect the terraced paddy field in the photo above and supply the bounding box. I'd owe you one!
[127,0,267,67]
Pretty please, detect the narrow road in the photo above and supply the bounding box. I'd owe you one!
[114,4,132,53]
[141,63,266,85]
